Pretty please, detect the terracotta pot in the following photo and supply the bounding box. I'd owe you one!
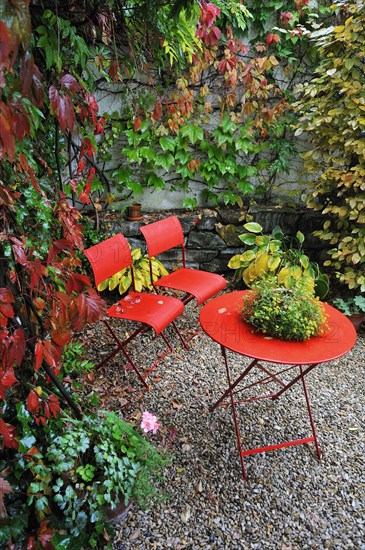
[126,203,142,221]
[348,312,364,332]
[105,498,132,523]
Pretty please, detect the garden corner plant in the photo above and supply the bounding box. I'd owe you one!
[0,1,178,546]
[228,222,329,298]
[332,295,365,317]
[294,0,365,292]
[5,410,168,549]
[46,411,168,547]
[0,0,354,546]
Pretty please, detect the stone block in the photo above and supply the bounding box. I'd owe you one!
[186,249,218,264]
[200,256,232,273]
[178,215,201,234]
[129,237,145,251]
[155,249,183,270]
[187,230,226,250]
[215,223,243,246]
[108,220,144,237]
[195,214,218,231]
[217,207,248,225]
[249,206,301,235]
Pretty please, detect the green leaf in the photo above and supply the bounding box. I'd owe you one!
[221,117,237,134]
[243,222,262,234]
[175,149,189,163]
[159,136,176,152]
[180,124,204,145]
[296,231,305,244]
[299,255,309,269]
[183,197,197,210]
[139,146,155,160]
[127,181,143,195]
[147,173,165,190]
[314,278,329,299]
[239,233,257,245]
[155,153,175,171]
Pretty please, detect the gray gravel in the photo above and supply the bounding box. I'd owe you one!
[99,301,365,550]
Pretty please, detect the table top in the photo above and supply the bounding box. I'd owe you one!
[199,291,357,365]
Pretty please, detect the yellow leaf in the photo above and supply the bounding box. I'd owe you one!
[134,279,143,292]
[97,279,109,292]
[290,265,302,279]
[277,266,290,285]
[268,256,281,271]
[109,272,121,291]
[268,55,279,66]
[228,255,243,269]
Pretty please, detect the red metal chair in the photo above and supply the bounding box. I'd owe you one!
[84,234,185,390]
[139,215,226,340]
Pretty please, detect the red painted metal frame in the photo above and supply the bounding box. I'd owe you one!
[139,215,226,343]
[139,215,226,305]
[85,234,186,390]
[200,291,357,481]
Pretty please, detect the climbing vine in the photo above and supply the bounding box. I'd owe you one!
[294,0,365,291]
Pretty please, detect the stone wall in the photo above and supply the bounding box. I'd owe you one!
[102,206,326,274]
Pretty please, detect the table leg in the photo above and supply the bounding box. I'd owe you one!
[299,365,322,460]
[272,363,318,400]
[209,354,258,412]
[220,345,248,481]
[211,354,322,480]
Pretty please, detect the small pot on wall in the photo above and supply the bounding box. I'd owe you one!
[126,203,142,221]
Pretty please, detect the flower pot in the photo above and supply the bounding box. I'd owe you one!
[348,312,364,332]
[105,498,132,523]
[126,203,143,221]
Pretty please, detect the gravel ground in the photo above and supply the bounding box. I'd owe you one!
[86,299,365,550]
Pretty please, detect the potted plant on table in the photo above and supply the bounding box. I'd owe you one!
[332,295,365,332]
[241,277,329,341]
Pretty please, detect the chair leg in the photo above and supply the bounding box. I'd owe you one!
[98,320,180,390]
[172,320,189,350]
[102,320,150,390]
[141,330,175,379]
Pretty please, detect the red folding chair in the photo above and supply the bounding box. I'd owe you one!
[139,215,226,342]
[84,234,185,390]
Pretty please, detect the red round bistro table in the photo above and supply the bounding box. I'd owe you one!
[199,291,357,481]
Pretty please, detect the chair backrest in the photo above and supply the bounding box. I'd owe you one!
[139,215,184,257]
[84,234,132,287]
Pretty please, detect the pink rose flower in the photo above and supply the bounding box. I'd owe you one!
[141,411,160,434]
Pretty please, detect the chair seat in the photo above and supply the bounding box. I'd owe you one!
[108,292,184,335]
[154,268,226,306]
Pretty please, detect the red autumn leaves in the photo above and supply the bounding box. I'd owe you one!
[26,389,60,426]
[196,2,221,47]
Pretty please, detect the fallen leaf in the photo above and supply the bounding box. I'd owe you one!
[129,528,140,542]
[181,507,191,523]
